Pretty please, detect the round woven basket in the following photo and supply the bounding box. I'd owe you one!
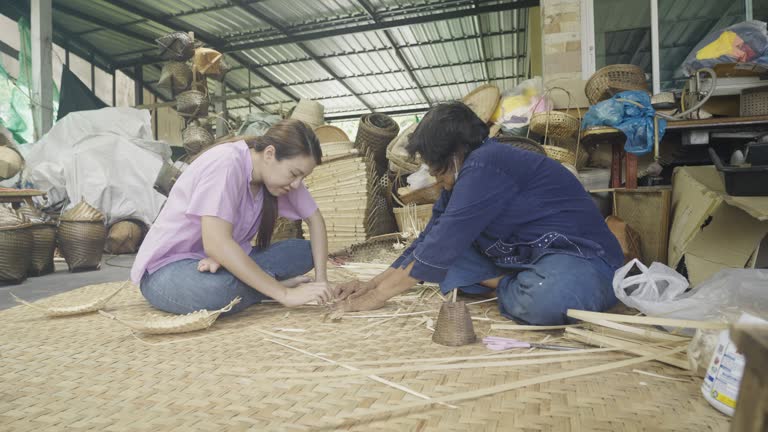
[158,61,193,92]
[26,223,57,276]
[386,122,420,174]
[432,301,477,346]
[290,99,324,128]
[176,90,209,118]
[543,144,589,169]
[105,220,147,255]
[392,203,432,234]
[529,87,581,140]
[154,162,183,197]
[495,135,547,156]
[156,31,195,61]
[313,125,349,144]
[0,225,32,283]
[182,120,214,155]
[0,146,23,180]
[461,84,501,123]
[585,64,649,105]
[58,200,106,272]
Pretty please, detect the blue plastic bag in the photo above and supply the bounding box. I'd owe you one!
[582,91,666,155]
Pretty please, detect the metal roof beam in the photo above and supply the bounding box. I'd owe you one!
[103,0,294,111]
[230,0,374,112]
[224,1,539,53]
[355,0,431,106]
[53,3,157,47]
[473,1,492,83]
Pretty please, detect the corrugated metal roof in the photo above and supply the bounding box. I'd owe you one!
[1,0,536,118]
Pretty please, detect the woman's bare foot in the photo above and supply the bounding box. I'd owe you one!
[280,275,312,288]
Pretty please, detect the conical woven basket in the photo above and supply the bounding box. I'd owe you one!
[176,89,209,118]
[313,125,350,144]
[461,84,501,123]
[105,220,147,255]
[432,301,477,346]
[58,201,106,272]
[158,61,193,92]
[156,31,195,61]
[182,120,214,155]
[0,206,31,283]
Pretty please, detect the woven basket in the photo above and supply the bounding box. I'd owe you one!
[58,200,106,272]
[432,301,477,346]
[314,125,350,144]
[356,113,400,173]
[26,223,57,276]
[0,225,32,283]
[182,120,214,155]
[461,84,501,123]
[386,122,420,174]
[193,47,225,78]
[393,203,432,235]
[543,144,588,169]
[158,61,193,92]
[529,87,581,140]
[156,31,195,61]
[495,135,547,156]
[397,183,442,206]
[105,220,147,255]
[290,99,324,128]
[154,162,182,197]
[176,90,209,118]
[585,64,648,105]
[0,146,23,180]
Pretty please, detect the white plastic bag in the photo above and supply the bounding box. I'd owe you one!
[406,164,435,190]
[613,259,768,332]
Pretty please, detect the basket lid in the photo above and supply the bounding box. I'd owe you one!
[0,205,25,228]
[16,204,49,224]
[461,84,501,123]
[60,199,105,222]
[313,125,350,144]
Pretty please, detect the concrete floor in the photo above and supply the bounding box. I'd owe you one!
[0,255,135,311]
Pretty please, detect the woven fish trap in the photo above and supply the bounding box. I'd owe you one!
[99,297,241,335]
[158,61,193,92]
[386,122,420,174]
[26,223,57,276]
[182,120,214,155]
[105,220,147,255]
[154,162,182,197]
[355,113,399,160]
[432,301,477,346]
[0,224,32,284]
[176,89,209,118]
[585,64,649,105]
[156,31,195,61]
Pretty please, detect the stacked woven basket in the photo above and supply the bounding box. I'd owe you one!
[58,200,107,272]
[17,205,57,276]
[0,206,32,284]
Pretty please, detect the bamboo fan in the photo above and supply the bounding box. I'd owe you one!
[11,282,128,317]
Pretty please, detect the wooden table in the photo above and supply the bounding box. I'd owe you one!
[581,126,638,189]
[0,188,47,209]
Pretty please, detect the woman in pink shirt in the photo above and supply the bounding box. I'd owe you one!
[131,119,332,314]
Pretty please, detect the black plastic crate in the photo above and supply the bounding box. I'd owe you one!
[709,148,768,196]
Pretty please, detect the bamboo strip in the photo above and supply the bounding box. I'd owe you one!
[330,346,688,426]
[632,369,690,382]
[253,354,611,380]
[580,317,690,342]
[564,328,690,370]
[341,310,437,319]
[264,338,458,409]
[491,324,579,331]
[466,297,498,306]
[566,309,727,330]
[251,328,316,344]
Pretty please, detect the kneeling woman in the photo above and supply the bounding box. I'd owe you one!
[336,103,623,325]
[131,119,332,314]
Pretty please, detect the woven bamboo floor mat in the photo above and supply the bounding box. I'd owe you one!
[0,279,731,431]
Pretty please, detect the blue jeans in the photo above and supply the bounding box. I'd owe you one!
[440,246,617,325]
[140,239,315,315]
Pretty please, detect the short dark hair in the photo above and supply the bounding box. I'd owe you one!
[405,102,489,174]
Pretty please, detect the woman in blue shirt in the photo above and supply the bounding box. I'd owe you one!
[335,102,624,325]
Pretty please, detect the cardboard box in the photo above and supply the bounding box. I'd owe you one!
[614,187,672,265]
[669,166,768,286]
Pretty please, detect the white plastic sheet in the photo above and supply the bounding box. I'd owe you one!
[18,108,170,225]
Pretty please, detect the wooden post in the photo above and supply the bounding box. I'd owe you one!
[134,65,144,106]
[215,77,227,138]
[31,0,53,139]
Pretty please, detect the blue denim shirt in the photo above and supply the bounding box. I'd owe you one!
[392,140,624,282]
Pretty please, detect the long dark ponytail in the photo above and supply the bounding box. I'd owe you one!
[245,119,322,249]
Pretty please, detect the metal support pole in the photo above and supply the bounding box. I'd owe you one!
[112,71,116,106]
[650,0,661,94]
[31,0,53,139]
[90,56,95,91]
[215,78,227,138]
[65,48,69,67]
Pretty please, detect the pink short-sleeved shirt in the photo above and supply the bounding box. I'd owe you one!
[130,141,318,283]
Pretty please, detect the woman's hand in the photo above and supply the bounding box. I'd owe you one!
[280,281,333,307]
[334,279,376,301]
[197,257,221,273]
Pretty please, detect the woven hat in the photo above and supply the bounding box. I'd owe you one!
[158,61,193,92]
[313,125,350,144]
[0,205,31,283]
[290,99,324,129]
[0,146,23,180]
[58,200,106,272]
[461,84,501,123]
[432,301,477,346]
[105,220,147,255]
[386,122,420,174]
